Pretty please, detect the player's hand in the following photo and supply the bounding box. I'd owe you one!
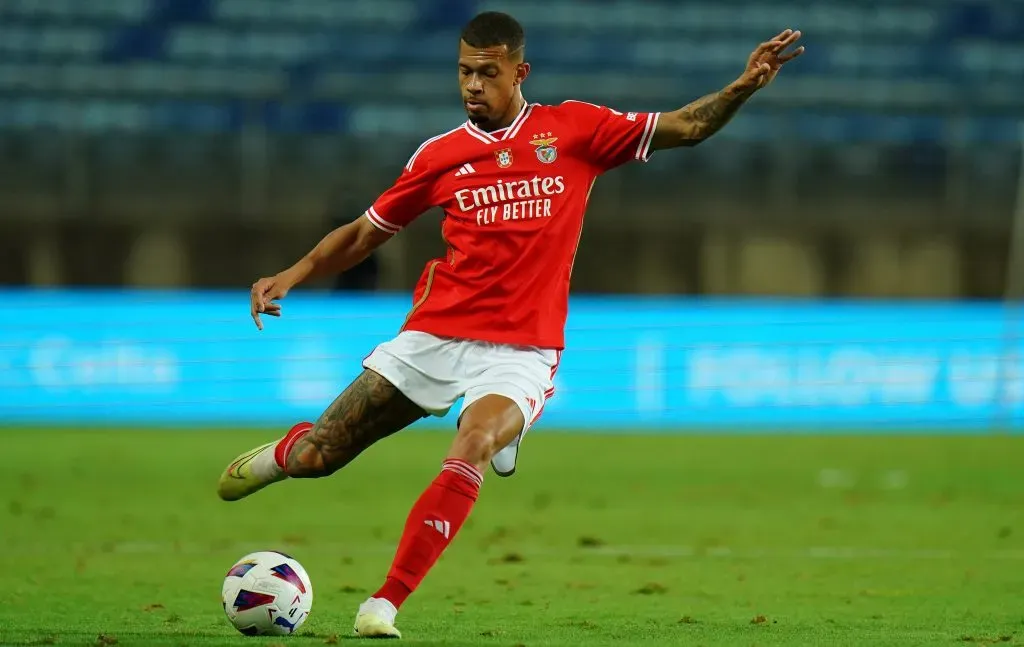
[250,274,291,331]
[735,29,804,92]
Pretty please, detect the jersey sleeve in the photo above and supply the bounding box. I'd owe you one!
[563,101,660,171]
[364,144,438,234]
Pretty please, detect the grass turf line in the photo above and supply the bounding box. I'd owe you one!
[1,430,1023,646]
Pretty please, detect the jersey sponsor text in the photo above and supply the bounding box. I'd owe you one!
[454,175,566,226]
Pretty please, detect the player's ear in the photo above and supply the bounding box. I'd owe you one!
[513,61,530,86]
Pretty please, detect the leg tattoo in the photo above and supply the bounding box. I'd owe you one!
[286,370,425,477]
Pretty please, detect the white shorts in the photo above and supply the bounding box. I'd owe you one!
[363,329,559,441]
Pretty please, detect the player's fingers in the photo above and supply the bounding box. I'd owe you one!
[774,29,795,47]
[250,281,268,329]
[265,288,285,307]
[254,280,274,313]
[778,45,805,62]
[750,62,770,76]
[263,303,282,317]
[756,30,789,53]
[776,30,802,51]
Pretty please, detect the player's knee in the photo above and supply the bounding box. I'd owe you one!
[450,423,502,466]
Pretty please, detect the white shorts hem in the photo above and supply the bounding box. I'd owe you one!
[362,352,452,417]
[362,330,557,432]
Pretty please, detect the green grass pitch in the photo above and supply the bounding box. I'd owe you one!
[1,429,1023,646]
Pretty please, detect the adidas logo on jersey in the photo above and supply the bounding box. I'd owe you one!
[454,163,477,177]
[424,519,451,538]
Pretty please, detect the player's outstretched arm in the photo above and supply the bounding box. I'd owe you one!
[650,29,804,151]
[250,215,391,330]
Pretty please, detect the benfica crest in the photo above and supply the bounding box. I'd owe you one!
[494,148,513,168]
[530,132,558,164]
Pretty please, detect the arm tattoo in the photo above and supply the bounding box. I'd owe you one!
[675,89,752,144]
[285,369,426,477]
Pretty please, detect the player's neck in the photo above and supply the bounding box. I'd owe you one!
[481,94,526,132]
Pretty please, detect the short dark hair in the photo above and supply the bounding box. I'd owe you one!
[460,11,525,58]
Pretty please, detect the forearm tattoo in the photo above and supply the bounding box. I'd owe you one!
[285,369,426,477]
[676,90,751,143]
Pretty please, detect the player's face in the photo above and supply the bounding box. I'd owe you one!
[458,41,529,128]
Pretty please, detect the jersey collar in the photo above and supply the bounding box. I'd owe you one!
[463,101,534,145]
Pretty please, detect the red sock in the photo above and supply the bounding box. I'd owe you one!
[374,459,482,609]
[273,422,313,470]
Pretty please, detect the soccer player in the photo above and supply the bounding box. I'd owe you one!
[218,12,803,639]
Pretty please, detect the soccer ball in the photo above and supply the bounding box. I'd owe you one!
[221,551,313,636]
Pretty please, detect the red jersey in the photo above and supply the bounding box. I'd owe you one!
[365,100,660,350]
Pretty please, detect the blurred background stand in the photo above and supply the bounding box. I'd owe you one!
[328,191,381,293]
[0,0,1019,298]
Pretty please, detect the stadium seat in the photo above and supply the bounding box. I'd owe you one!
[0,0,150,22]
[212,0,417,28]
[0,26,108,61]
[0,0,1020,139]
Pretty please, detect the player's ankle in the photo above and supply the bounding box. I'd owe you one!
[273,422,314,472]
[373,577,412,610]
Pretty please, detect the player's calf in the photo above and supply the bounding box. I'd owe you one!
[283,369,426,478]
[363,394,525,626]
